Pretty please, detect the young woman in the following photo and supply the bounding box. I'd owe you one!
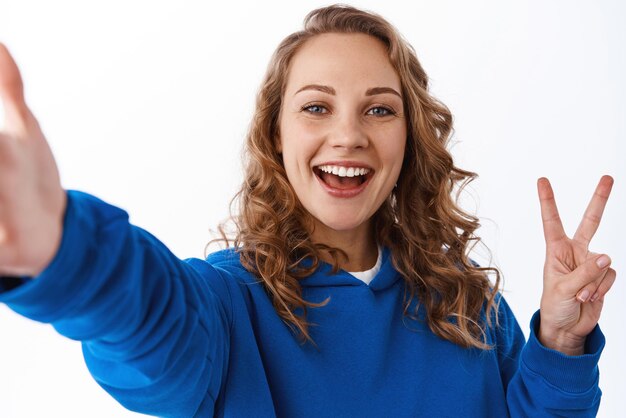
[0,5,616,417]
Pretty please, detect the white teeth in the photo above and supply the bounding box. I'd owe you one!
[317,165,371,177]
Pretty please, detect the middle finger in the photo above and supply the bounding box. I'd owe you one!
[572,175,613,248]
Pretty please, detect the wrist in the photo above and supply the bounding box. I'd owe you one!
[538,326,586,356]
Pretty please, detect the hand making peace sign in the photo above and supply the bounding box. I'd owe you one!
[0,44,66,278]
[537,176,616,356]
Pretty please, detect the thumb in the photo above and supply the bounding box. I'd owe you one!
[0,43,32,134]
[568,253,612,293]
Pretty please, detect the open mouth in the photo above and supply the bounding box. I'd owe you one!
[313,165,374,191]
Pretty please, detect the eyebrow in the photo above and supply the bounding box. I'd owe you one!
[294,84,402,99]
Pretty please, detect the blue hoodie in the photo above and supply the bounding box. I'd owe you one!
[0,191,604,417]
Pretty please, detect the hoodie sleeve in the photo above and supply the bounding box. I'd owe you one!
[0,190,232,417]
[496,296,603,417]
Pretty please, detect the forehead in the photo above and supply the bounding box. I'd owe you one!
[285,33,401,93]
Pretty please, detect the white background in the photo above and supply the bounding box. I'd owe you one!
[0,0,623,417]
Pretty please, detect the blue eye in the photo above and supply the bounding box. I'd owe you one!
[303,104,328,114]
[367,106,394,116]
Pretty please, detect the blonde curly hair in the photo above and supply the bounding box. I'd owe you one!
[214,4,501,349]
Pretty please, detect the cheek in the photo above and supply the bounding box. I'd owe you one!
[289,119,326,143]
[281,121,324,163]
[379,126,407,167]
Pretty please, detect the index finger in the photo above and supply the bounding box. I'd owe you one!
[573,175,614,247]
[537,177,567,244]
[0,43,30,134]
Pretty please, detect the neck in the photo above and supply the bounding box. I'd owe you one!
[311,221,378,272]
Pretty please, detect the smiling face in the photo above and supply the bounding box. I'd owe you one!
[278,33,407,248]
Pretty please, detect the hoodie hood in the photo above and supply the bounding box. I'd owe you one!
[298,246,401,291]
[206,246,402,291]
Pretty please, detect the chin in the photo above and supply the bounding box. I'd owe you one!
[313,213,370,234]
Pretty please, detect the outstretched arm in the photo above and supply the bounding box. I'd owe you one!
[0,45,231,417]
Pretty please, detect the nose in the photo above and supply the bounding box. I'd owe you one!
[327,113,368,150]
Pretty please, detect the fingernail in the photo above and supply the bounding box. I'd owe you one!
[596,255,610,269]
[577,289,590,302]
[590,292,599,302]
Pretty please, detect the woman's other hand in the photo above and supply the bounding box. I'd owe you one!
[537,175,616,356]
[0,44,66,278]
